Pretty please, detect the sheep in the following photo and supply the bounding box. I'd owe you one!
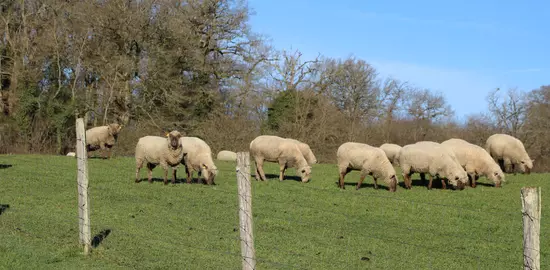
[379,143,402,165]
[250,135,312,183]
[135,130,185,185]
[180,137,218,185]
[85,123,123,159]
[66,152,76,157]
[397,143,468,190]
[485,133,534,174]
[216,150,237,161]
[285,138,317,165]
[337,142,398,192]
[441,138,505,188]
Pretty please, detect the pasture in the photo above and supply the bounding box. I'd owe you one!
[0,154,548,269]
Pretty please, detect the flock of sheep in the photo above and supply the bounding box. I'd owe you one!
[82,123,534,191]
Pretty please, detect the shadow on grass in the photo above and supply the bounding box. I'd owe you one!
[0,164,13,169]
[337,181,393,191]
[92,229,112,248]
[473,182,497,188]
[135,177,216,185]
[262,173,303,182]
[0,204,9,215]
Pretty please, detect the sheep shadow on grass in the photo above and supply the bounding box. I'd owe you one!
[92,229,112,248]
[0,164,13,169]
[135,177,215,185]
[261,173,303,182]
[0,204,10,215]
[400,177,463,190]
[340,181,394,191]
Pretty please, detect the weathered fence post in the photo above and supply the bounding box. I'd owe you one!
[521,187,541,270]
[76,118,91,255]
[236,152,256,270]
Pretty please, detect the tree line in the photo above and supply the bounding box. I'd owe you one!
[1,0,549,171]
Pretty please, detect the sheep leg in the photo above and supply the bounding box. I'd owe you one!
[427,174,433,190]
[254,158,267,181]
[278,162,287,181]
[441,178,447,190]
[172,168,177,184]
[163,168,169,185]
[373,177,378,189]
[100,143,107,159]
[356,173,367,190]
[147,163,154,183]
[338,167,351,189]
[185,166,192,184]
[135,160,143,183]
[404,173,412,189]
[503,158,513,174]
[472,174,479,188]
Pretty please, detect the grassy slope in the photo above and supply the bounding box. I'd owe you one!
[0,154,548,269]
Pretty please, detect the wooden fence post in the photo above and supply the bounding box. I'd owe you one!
[236,152,256,270]
[76,118,91,255]
[521,187,541,270]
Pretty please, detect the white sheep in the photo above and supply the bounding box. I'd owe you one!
[217,150,237,161]
[337,142,398,192]
[135,130,185,185]
[379,143,402,165]
[441,138,505,188]
[285,138,317,165]
[66,152,76,157]
[180,137,218,185]
[249,135,312,183]
[485,133,533,174]
[398,143,468,190]
[85,123,123,159]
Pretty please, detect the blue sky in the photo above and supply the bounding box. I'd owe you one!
[247,0,549,120]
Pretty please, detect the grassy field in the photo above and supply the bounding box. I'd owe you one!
[0,154,548,269]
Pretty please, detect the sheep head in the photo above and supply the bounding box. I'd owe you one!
[108,123,122,136]
[299,166,312,183]
[166,130,183,150]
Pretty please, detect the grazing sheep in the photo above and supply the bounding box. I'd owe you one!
[85,123,123,159]
[180,137,218,185]
[216,150,237,161]
[285,138,317,165]
[135,130,185,185]
[398,143,468,190]
[379,143,402,165]
[485,133,533,174]
[250,135,312,183]
[337,142,398,192]
[441,138,505,188]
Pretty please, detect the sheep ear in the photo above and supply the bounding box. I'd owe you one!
[202,164,208,169]
[165,133,169,137]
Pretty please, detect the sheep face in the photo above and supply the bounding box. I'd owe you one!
[488,170,505,187]
[200,164,218,185]
[519,158,534,174]
[167,131,183,149]
[299,166,312,183]
[447,170,467,190]
[388,174,397,192]
[108,123,122,136]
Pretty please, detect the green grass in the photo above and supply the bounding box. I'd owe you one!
[0,154,548,269]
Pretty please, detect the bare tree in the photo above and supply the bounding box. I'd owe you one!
[486,87,528,137]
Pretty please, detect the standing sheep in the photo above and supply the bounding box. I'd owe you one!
[180,137,218,185]
[250,135,312,183]
[285,138,317,165]
[217,150,237,161]
[85,123,123,159]
[337,142,398,192]
[398,143,468,190]
[135,130,185,185]
[441,138,505,188]
[485,133,533,174]
[379,143,402,165]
